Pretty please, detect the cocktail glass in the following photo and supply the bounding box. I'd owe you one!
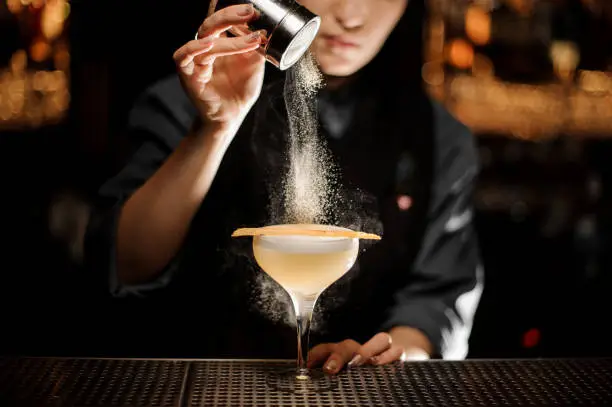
[249,224,360,393]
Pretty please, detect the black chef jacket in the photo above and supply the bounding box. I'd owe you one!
[85,73,483,360]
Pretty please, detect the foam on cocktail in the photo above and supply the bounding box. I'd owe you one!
[255,234,356,254]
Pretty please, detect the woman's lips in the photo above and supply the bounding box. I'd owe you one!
[322,35,358,49]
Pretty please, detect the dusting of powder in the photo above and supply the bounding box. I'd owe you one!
[282,51,339,225]
[251,272,296,327]
[252,52,382,331]
[252,52,340,330]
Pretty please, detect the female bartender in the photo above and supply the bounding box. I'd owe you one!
[86,0,483,372]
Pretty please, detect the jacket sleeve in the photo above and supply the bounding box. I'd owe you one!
[84,76,194,298]
[381,102,484,359]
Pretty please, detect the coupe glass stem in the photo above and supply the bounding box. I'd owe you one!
[292,293,317,375]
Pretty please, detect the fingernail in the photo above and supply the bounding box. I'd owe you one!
[324,359,337,372]
[247,32,261,43]
[348,354,363,368]
[370,356,379,365]
[238,5,253,16]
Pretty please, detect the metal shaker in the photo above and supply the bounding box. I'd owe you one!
[208,0,321,70]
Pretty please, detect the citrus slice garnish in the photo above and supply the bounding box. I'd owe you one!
[231,224,381,240]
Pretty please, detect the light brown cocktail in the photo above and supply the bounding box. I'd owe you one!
[233,223,380,392]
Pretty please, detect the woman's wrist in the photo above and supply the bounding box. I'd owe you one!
[389,326,435,360]
[189,116,239,152]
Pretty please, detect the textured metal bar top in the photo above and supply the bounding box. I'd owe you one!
[1,357,612,406]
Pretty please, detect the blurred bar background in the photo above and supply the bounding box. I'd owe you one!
[0,0,611,358]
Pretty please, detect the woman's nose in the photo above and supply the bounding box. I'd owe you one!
[332,0,367,30]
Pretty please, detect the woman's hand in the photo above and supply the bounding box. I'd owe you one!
[173,4,266,133]
[308,329,433,374]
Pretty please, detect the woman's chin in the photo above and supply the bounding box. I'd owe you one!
[319,66,359,79]
[316,56,361,78]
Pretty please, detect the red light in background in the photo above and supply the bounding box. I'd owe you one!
[522,328,541,348]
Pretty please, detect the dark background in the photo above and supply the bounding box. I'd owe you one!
[0,0,611,358]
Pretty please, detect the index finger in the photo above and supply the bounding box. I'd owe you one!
[173,39,214,68]
[307,343,334,369]
[349,332,392,367]
[198,4,257,39]
[323,339,361,374]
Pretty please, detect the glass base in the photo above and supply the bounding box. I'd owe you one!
[266,368,339,394]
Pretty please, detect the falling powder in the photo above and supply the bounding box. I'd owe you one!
[250,52,338,329]
[281,51,338,225]
[250,52,385,330]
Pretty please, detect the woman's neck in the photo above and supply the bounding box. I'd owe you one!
[323,73,359,91]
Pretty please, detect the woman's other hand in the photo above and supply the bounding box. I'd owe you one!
[307,329,432,374]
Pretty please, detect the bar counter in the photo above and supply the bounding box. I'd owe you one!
[1,356,611,406]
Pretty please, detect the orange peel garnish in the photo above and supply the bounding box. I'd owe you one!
[232,225,381,240]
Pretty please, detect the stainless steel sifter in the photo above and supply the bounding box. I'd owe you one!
[208,0,321,70]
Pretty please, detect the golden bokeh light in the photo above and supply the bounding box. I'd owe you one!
[7,0,23,13]
[550,41,580,82]
[505,0,535,16]
[41,0,68,40]
[422,61,445,87]
[472,53,495,78]
[1,0,71,130]
[10,50,28,74]
[465,6,491,46]
[53,42,71,71]
[447,39,474,70]
[30,39,52,63]
[578,70,612,94]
